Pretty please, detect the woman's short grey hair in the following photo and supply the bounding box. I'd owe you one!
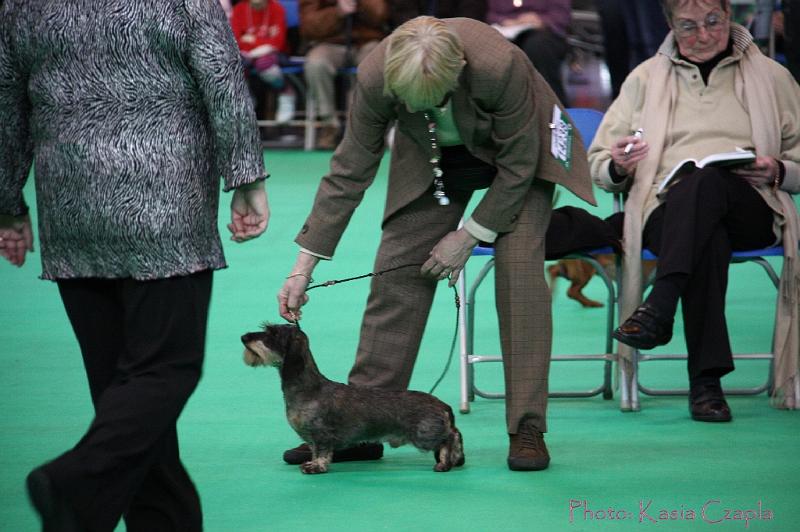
[660,0,731,23]
[384,16,466,110]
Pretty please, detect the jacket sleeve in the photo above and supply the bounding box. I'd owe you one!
[299,0,343,41]
[775,65,800,194]
[0,2,33,217]
[355,0,388,29]
[183,0,266,191]
[587,64,649,193]
[467,48,540,233]
[294,74,392,257]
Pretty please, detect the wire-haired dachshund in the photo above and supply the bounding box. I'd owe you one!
[241,324,465,474]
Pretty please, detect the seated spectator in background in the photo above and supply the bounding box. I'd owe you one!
[596,0,669,98]
[389,0,486,29]
[486,0,571,105]
[588,0,800,420]
[300,0,388,149]
[232,0,296,123]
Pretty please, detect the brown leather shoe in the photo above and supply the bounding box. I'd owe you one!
[507,419,550,471]
[283,442,384,465]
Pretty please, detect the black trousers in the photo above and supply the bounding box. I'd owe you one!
[643,169,775,379]
[45,271,212,532]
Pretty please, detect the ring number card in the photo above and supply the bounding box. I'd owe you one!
[550,105,573,170]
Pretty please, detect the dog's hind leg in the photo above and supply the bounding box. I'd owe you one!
[300,444,332,474]
[434,428,465,472]
[450,428,465,468]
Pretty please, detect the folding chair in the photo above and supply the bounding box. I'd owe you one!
[458,108,633,414]
[628,244,786,411]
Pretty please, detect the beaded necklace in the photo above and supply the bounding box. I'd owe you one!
[423,107,450,206]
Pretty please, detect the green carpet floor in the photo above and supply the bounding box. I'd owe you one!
[2,150,798,531]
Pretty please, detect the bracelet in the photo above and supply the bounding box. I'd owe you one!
[286,272,314,283]
[772,161,785,191]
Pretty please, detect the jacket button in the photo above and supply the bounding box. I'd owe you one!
[510,215,518,223]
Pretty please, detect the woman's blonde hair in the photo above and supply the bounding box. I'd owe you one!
[384,16,466,110]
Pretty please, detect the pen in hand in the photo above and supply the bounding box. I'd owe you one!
[624,128,644,155]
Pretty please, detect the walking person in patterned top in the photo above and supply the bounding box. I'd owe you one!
[277,16,596,471]
[0,1,269,530]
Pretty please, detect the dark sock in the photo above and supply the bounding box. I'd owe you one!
[645,273,687,317]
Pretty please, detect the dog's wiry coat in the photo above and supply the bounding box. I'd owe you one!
[241,324,465,474]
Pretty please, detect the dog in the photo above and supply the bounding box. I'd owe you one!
[547,256,657,308]
[241,324,465,474]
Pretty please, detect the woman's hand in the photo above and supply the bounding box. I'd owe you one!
[611,134,648,176]
[732,156,781,188]
[277,252,319,321]
[421,228,479,288]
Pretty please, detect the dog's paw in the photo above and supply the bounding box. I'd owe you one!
[300,461,328,474]
[433,462,453,472]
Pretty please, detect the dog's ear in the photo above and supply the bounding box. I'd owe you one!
[278,326,311,380]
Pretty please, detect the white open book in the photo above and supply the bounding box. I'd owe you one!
[657,148,756,195]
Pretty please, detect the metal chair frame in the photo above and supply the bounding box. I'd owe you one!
[627,245,784,411]
[457,108,633,413]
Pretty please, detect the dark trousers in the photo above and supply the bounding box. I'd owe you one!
[45,271,212,532]
[514,29,569,106]
[643,169,775,379]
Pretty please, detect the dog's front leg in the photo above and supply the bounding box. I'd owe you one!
[300,444,332,474]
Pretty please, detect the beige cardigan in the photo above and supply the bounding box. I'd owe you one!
[588,25,800,408]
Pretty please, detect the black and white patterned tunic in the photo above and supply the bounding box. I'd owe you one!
[0,0,266,280]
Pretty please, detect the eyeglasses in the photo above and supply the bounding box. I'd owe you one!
[673,11,727,38]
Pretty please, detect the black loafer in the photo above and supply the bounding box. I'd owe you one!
[690,384,732,422]
[26,467,84,532]
[283,442,384,465]
[613,302,674,350]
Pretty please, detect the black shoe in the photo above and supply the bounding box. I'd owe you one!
[282,442,384,465]
[613,302,674,350]
[26,467,84,532]
[690,383,732,422]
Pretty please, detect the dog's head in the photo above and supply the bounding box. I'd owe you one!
[241,323,308,368]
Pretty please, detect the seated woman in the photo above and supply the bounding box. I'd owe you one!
[588,0,800,421]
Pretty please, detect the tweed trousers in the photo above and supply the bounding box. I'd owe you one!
[348,179,554,434]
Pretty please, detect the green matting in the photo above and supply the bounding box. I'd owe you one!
[2,150,799,531]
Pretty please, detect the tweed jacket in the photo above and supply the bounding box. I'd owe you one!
[0,0,265,280]
[296,17,596,257]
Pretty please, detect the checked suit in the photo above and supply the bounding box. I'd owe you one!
[295,18,595,433]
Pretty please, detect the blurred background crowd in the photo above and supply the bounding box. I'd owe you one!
[220,0,798,149]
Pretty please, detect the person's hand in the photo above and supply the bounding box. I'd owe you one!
[421,228,479,288]
[228,180,269,242]
[732,156,781,188]
[611,133,648,176]
[277,252,320,322]
[337,0,356,16]
[0,214,34,267]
